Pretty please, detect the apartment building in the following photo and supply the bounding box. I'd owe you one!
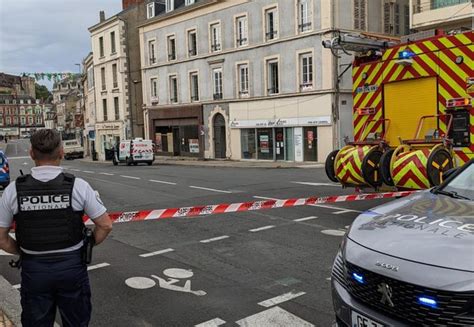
[410,0,472,31]
[139,0,409,161]
[0,96,45,138]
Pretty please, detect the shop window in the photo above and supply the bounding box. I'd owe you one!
[241,129,256,159]
[257,128,274,160]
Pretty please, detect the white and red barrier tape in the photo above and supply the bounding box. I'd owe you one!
[84,190,417,225]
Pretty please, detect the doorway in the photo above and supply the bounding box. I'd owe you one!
[172,127,180,156]
[275,128,285,160]
[303,127,317,161]
[213,114,226,159]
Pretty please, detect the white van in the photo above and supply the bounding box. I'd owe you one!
[63,139,84,160]
[113,138,155,166]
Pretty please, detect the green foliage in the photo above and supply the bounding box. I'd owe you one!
[35,83,51,101]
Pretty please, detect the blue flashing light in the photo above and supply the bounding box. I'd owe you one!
[399,50,415,60]
[418,296,438,309]
[352,272,364,284]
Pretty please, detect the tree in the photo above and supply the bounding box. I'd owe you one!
[35,83,52,102]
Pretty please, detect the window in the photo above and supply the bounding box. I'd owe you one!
[190,72,199,102]
[102,99,108,121]
[212,68,223,100]
[236,15,248,47]
[166,0,174,12]
[354,0,366,30]
[21,117,25,125]
[150,78,158,99]
[112,63,118,89]
[300,53,313,90]
[210,23,221,52]
[237,64,249,96]
[110,31,116,54]
[267,59,279,94]
[169,75,178,103]
[114,97,120,120]
[148,40,156,64]
[167,35,176,61]
[394,4,400,35]
[404,5,410,35]
[265,7,278,41]
[147,2,155,19]
[87,66,94,89]
[36,116,42,124]
[298,0,312,32]
[99,37,104,57]
[188,30,197,56]
[383,1,391,34]
[185,0,195,5]
[101,67,106,90]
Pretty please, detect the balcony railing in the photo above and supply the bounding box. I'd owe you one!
[149,57,156,64]
[236,38,248,46]
[267,87,279,94]
[170,97,178,103]
[191,95,200,102]
[298,22,312,32]
[189,48,197,56]
[265,30,278,40]
[300,82,313,90]
[168,53,176,61]
[211,43,221,52]
[213,93,223,100]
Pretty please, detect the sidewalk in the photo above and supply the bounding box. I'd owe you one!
[78,156,324,169]
[0,276,21,326]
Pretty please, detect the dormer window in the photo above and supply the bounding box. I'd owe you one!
[185,0,195,5]
[147,2,155,19]
[166,0,174,12]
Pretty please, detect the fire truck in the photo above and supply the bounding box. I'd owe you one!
[325,30,473,191]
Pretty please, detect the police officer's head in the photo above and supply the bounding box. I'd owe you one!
[30,129,64,165]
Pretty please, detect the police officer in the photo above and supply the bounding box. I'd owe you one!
[0,129,113,327]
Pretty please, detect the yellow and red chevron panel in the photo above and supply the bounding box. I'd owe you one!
[392,148,431,190]
[352,31,473,151]
[334,145,374,186]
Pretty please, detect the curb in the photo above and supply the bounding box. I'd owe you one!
[76,158,324,169]
[0,275,21,326]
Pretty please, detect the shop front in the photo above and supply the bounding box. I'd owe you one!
[232,117,330,162]
[95,122,124,161]
[148,105,204,158]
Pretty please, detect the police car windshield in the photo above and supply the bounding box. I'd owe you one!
[439,163,474,201]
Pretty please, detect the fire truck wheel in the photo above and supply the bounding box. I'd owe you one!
[380,149,395,186]
[362,149,383,188]
[325,150,340,183]
[427,148,453,186]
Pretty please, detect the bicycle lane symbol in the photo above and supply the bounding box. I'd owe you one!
[125,268,207,296]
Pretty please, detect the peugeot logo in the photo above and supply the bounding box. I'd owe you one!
[377,283,395,307]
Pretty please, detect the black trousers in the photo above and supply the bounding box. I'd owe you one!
[20,249,91,327]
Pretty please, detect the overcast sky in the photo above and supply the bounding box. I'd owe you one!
[0,0,122,89]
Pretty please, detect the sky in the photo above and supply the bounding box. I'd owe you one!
[0,0,123,89]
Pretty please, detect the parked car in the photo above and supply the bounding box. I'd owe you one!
[63,139,84,160]
[332,159,474,327]
[0,151,10,189]
[113,138,155,166]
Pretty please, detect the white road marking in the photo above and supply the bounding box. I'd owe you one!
[70,169,81,172]
[321,230,346,236]
[140,248,174,258]
[292,182,340,187]
[293,216,318,222]
[200,235,230,244]
[125,276,156,289]
[189,186,232,193]
[253,196,281,201]
[195,318,226,327]
[7,156,30,160]
[120,175,140,180]
[149,179,177,185]
[87,262,110,271]
[249,225,275,232]
[99,172,114,176]
[332,210,354,215]
[309,203,362,213]
[236,306,314,327]
[258,291,307,308]
[82,171,95,174]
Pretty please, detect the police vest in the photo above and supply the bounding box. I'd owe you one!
[14,173,85,252]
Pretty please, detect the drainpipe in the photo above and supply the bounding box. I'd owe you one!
[332,0,340,150]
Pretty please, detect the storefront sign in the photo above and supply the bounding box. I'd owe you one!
[96,123,122,130]
[229,116,331,128]
[189,139,200,153]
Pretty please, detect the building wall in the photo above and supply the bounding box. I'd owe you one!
[410,0,472,31]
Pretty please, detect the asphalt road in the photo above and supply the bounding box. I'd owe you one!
[1,139,394,326]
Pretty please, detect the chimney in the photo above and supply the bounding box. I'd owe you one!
[99,11,105,22]
[122,0,145,10]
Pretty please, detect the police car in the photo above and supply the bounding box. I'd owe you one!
[332,159,474,327]
[0,150,10,189]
